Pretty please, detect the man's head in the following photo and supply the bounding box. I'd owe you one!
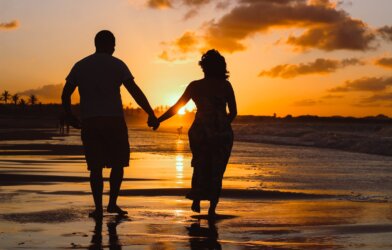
[95,30,115,54]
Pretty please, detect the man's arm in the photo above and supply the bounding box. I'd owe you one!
[61,81,81,128]
[61,80,77,116]
[123,78,158,128]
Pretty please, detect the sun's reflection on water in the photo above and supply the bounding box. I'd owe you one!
[176,155,184,184]
[175,139,185,184]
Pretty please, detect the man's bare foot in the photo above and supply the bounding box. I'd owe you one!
[89,209,103,219]
[191,201,201,213]
[208,208,216,218]
[107,205,128,215]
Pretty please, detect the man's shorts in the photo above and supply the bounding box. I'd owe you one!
[81,116,130,170]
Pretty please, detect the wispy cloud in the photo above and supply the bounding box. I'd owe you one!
[378,26,392,42]
[292,98,323,106]
[375,57,392,69]
[259,58,362,78]
[147,0,172,9]
[159,31,199,61]
[147,0,211,9]
[0,20,19,30]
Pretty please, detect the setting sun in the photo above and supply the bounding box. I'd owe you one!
[177,107,186,115]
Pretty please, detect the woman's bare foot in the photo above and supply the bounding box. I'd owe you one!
[107,205,128,215]
[191,200,201,213]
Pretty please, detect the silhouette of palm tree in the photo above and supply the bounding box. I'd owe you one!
[11,93,19,105]
[28,94,38,105]
[1,90,10,104]
[19,98,26,106]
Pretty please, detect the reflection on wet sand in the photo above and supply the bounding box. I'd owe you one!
[187,219,221,250]
[90,215,127,250]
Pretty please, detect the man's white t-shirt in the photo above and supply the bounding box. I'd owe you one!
[66,53,134,119]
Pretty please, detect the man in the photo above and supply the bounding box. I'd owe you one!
[62,30,159,218]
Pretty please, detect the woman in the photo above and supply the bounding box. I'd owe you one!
[158,49,237,217]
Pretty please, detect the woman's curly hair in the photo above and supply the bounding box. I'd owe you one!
[199,49,229,80]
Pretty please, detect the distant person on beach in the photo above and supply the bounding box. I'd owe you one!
[58,113,65,135]
[156,49,237,217]
[58,113,70,135]
[177,126,183,138]
[62,30,159,218]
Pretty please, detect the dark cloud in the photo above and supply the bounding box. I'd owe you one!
[375,57,392,69]
[202,0,376,52]
[0,20,19,30]
[329,76,392,92]
[259,58,362,78]
[18,84,79,103]
[360,92,392,105]
[378,26,392,41]
[286,19,375,51]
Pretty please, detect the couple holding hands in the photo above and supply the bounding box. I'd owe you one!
[62,30,237,219]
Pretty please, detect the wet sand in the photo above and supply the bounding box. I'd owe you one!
[1,128,392,249]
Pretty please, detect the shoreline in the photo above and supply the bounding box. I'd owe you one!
[1,126,392,157]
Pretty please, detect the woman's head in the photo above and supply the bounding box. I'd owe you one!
[199,49,229,80]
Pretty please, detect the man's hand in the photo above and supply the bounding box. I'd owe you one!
[65,113,82,129]
[147,115,159,131]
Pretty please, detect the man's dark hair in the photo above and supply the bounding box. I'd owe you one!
[94,30,115,49]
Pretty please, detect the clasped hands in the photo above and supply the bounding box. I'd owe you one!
[147,114,160,131]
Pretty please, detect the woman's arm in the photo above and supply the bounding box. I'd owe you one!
[158,85,192,123]
[227,82,237,123]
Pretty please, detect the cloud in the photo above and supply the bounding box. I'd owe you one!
[259,58,362,78]
[361,92,392,103]
[375,57,392,69]
[329,76,392,92]
[201,0,376,53]
[147,0,172,9]
[322,94,343,99]
[159,31,199,61]
[160,0,379,58]
[292,99,323,106]
[183,9,199,20]
[147,0,210,9]
[378,26,392,42]
[286,18,375,51]
[18,83,79,103]
[0,20,19,30]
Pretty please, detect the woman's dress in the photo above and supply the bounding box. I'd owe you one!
[186,87,234,202]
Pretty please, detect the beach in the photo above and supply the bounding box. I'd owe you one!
[1,127,392,249]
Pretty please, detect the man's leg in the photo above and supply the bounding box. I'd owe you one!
[107,167,127,215]
[90,168,104,216]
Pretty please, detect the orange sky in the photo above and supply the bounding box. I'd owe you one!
[1,0,392,117]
